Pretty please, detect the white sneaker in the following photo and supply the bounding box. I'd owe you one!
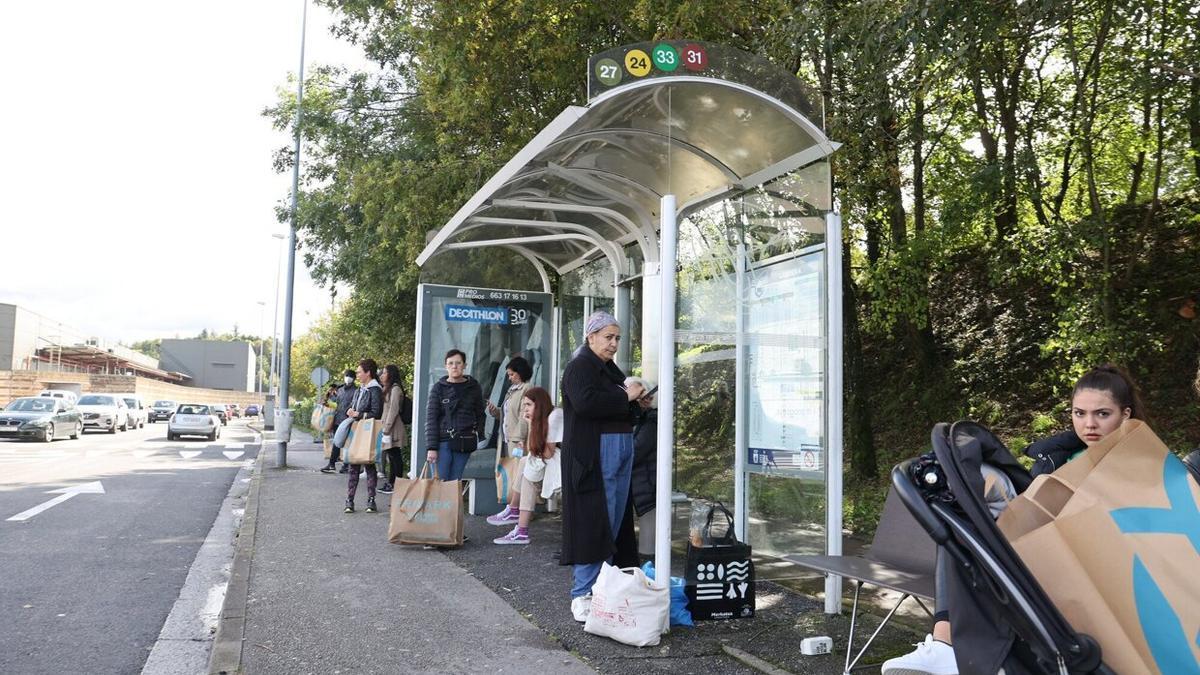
[880,634,958,675]
[571,594,592,623]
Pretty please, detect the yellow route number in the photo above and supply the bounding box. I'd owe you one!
[624,49,652,77]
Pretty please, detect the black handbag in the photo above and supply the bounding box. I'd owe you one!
[684,502,755,620]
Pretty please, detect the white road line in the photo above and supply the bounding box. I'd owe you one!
[7,482,106,522]
[133,450,158,458]
[178,451,202,459]
[140,449,254,674]
[222,451,244,460]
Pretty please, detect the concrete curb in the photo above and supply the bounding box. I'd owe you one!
[207,431,267,675]
[722,645,795,675]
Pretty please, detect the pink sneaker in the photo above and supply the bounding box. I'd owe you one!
[486,506,519,526]
[493,527,529,545]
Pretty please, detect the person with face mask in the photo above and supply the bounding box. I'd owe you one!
[321,369,359,474]
[559,311,645,623]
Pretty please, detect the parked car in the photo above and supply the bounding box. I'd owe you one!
[0,397,83,442]
[228,403,241,418]
[76,394,129,433]
[38,389,80,408]
[244,404,260,417]
[210,403,228,425]
[116,394,147,429]
[168,403,221,441]
[148,400,177,423]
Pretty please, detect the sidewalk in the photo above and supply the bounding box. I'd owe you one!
[213,431,921,674]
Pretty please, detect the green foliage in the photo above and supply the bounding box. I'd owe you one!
[270,0,1200,536]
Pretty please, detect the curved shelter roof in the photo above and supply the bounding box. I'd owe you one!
[416,41,840,281]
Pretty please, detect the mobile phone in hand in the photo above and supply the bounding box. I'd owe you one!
[638,385,658,401]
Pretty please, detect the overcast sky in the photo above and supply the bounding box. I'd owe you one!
[0,1,365,344]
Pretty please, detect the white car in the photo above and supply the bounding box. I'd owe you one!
[168,403,221,441]
[77,394,129,433]
[39,389,79,408]
[115,394,147,429]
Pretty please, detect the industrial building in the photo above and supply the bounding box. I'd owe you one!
[158,339,255,392]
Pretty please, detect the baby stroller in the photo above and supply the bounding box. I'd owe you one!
[891,421,1118,675]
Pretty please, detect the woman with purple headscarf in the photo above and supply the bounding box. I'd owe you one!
[559,310,646,622]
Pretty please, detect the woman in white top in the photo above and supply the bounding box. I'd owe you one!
[487,386,562,544]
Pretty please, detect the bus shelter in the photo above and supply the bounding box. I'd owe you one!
[411,41,846,612]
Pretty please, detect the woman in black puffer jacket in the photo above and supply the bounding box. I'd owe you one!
[424,349,486,482]
[345,358,385,513]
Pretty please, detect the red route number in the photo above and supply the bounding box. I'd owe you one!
[683,44,708,72]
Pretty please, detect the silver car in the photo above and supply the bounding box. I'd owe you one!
[167,404,221,441]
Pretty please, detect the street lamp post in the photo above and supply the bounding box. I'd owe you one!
[278,0,309,467]
[269,232,285,396]
[256,301,266,393]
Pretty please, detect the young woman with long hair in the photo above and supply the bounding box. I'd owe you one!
[487,386,563,545]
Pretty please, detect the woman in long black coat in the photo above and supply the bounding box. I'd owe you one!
[560,311,645,622]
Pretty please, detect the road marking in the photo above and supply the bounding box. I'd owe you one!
[86,449,111,458]
[6,481,106,522]
[222,451,244,460]
[133,450,157,458]
[179,451,202,459]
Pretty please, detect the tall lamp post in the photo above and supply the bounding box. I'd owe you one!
[278,0,309,467]
[256,301,267,393]
[269,232,285,396]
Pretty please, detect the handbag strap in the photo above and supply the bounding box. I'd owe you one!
[702,502,738,545]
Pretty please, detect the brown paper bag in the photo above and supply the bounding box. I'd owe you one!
[387,464,463,546]
[998,420,1200,674]
[310,406,323,431]
[345,418,380,465]
[322,438,333,459]
[495,451,521,503]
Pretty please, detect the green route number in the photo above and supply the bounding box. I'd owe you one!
[595,58,622,86]
[652,43,679,72]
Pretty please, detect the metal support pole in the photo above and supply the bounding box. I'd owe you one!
[734,240,748,541]
[653,194,677,589]
[278,0,308,468]
[824,211,845,613]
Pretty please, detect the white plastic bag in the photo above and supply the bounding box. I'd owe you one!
[583,563,669,647]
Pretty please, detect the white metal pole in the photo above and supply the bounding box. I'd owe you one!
[269,232,284,397]
[734,240,748,541]
[256,301,266,393]
[653,194,677,589]
[824,211,845,614]
[410,286,427,478]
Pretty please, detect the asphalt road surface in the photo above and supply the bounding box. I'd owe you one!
[0,417,259,674]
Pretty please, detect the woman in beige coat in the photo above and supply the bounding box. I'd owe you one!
[378,364,408,494]
[486,356,533,456]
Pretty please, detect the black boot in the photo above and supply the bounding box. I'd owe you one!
[344,498,354,514]
[365,497,377,513]
[338,463,349,474]
[320,462,336,474]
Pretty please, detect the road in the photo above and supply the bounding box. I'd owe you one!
[0,417,259,675]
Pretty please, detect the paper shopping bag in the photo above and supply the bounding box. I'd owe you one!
[322,438,332,459]
[310,406,323,432]
[318,405,336,432]
[998,420,1200,674]
[584,563,669,647]
[345,418,381,465]
[387,464,463,547]
[495,452,521,503]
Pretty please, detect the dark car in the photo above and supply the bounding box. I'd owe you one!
[149,400,177,423]
[210,403,228,425]
[244,404,260,417]
[0,397,83,442]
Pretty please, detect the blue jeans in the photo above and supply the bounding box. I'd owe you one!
[431,440,470,481]
[571,433,634,598]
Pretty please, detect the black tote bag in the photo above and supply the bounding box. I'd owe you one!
[684,502,755,620]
